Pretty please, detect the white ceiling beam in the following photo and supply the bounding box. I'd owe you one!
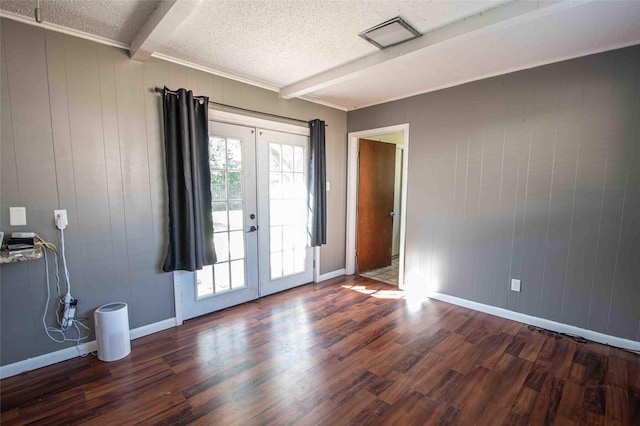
[279,0,591,100]
[130,0,202,61]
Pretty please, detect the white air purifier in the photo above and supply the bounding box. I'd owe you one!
[94,302,131,362]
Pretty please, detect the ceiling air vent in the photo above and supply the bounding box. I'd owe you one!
[359,16,421,49]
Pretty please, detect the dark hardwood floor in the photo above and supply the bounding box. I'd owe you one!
[1,275,639,425]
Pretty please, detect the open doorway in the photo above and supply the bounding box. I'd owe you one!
[346,124,409,288]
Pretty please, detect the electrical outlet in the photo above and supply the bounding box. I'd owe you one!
[54,209,68,230]
[511,278,521,292]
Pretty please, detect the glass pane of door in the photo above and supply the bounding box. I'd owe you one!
[257,129,313,296]
[197,136,247,298]
[181,122,259,321]
[268,143,308,280]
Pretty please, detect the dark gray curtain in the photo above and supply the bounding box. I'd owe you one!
[309,119,327,246]
[161,87,217,272]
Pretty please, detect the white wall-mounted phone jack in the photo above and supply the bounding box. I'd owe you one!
[54,209,68,230]
[511,278,522,292]
[10,207,27,226]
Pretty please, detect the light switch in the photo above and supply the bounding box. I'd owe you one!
[9,207,27,226]
[326,181,331,192]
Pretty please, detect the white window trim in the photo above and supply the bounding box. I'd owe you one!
[209,109,310,137]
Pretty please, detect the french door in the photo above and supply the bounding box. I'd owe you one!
[257,129,314,296]
[180,121,313,320]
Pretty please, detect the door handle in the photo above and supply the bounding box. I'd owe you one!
[389,211,396,217]
[247,225,258,233]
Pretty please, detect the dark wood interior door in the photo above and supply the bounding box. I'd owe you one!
[357,139,396,273]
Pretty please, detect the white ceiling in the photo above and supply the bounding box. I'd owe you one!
[1,0,639,111]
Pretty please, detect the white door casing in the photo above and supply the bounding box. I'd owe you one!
[346,124,410,288]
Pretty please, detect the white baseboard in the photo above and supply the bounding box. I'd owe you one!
[428,292,640,353]
[129,317,176,340]
[0,317,177,380]
[317,268,346,282]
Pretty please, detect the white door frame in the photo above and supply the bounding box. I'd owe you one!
[173,109,313,326]
[346,124,410,288]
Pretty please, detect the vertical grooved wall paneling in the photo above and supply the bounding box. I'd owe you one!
[4,20,58,359]
[347,44,640,342]
[0,19,347,366]
[1,20,34,360]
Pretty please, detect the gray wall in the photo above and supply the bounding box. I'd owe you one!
[0,19,347,366]
[349,45,640,342]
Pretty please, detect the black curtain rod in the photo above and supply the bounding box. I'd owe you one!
[154,87,327,127]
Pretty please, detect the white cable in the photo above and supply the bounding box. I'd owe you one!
[54,252,61,298]
[42,246,65,343]
[41,236,89,345]
[59,227,72,297]
[58,226,76,330]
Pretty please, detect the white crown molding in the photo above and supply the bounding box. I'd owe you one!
[151,55,350,111]
[0,12,346,112]
[347,38,640,112]
[0,11,281,94]
[151,52,281,93]
[0,10,130,50]
[5,1,638,114]
[0,13,277,93]
[298,94,349,112]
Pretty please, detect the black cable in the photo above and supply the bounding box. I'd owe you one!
[527,324,638,354]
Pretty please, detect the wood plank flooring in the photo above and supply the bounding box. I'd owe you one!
[1,275,639,425]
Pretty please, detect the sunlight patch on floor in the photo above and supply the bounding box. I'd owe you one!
[341,284,404,300]
[342,280,434,312]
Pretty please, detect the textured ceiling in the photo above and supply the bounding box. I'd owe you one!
[1,0,639,111]
[0,0,159,44]
[157,0,505,87]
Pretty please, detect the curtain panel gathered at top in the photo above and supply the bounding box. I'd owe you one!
[161,87,217,272]
[309,119,327,247]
